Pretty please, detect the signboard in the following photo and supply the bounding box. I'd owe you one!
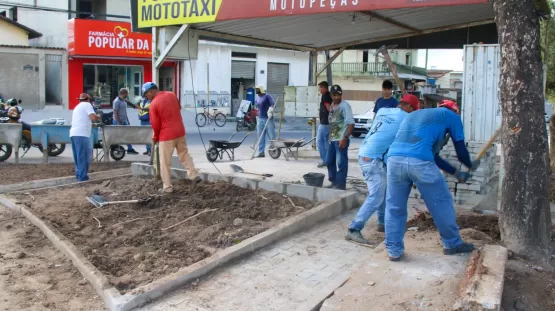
[134,0,488,28]
[68,19,152,58]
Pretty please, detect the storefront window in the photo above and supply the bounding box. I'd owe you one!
[83,64,144,107]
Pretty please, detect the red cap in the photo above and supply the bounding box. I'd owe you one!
[400,94,419,111]
[439,100,460,114]
[78,93,90,100]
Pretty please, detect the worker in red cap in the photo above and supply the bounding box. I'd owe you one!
[438,99,459,114]
[345,94,418,246]
[384,97,480,261]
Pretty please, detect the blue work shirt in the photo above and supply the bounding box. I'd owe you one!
[373,97,398,114]
[359,108,408,161]
[256,93,275,119]
[388,108,465,161]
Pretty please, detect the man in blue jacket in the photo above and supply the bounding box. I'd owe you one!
[346,94,419,246]
[138,97,152,156]
[384,102,480,261]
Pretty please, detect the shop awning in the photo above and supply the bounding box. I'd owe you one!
[132,0,550,51]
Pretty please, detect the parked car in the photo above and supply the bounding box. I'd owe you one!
[352,109,373,138]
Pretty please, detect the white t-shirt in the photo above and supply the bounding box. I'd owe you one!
[70,102,96,138]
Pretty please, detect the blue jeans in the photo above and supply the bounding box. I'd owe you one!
[385,156,463,258]
[140,120,152,152]
[257,118,276,154]
[349,157,386,231]
[113,120,134,151]
[71,136,92,182]
[326,140,349,188]
[317,124,330,163]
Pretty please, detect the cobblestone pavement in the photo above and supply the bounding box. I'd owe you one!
[139,210,380,311]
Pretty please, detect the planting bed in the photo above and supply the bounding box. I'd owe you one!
[406,211,500,240]
[0,162,133,184]
[9,176,315,294]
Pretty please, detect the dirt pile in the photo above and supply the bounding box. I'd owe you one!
[11,176,315,293]
[0,162,133,184]
[406,211,500,240]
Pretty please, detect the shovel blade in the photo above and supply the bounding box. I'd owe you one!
[229,164,244,173]
[86,194,107,208]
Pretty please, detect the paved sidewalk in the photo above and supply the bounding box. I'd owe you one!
[139,211,380,311]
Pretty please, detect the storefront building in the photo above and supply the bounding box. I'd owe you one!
[67,19,177,109]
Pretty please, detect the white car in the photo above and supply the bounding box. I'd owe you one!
[352,109,373,138]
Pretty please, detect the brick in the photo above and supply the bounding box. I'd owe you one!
[258,181,285,194]
[295,271,314,279]
[286,184,316,201]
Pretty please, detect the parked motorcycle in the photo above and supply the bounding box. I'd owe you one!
[0,102,67,162]
[236,104,257,132]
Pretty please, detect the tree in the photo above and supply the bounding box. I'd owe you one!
[541,3,555,102]
[493,0,552,263]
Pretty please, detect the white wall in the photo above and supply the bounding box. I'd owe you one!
[106,0,132,22]
[181,41,310,106]
[0,20,29,46]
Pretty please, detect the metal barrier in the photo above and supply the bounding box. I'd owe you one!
[30,125,72,163]
[0,123,23,163]
[102,125,153,162]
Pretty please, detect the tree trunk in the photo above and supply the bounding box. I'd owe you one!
[550,114,555,173]
[493,0,552,262]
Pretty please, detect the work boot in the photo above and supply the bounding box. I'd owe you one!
[335,184,347,190]
[443,242,475,255]
[255,153,265,158]
[193,176,202,184]
[159,187,173,193]
[317,162,327,168]
[143,151,150,156]
[127,148,139,155]
[389,253,404,262]
[325,183,337,189]
[345,230,375,246]
[376,224,385,233]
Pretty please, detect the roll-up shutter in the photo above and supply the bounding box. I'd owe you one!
[266,63,289,102]
[231,60,256,79]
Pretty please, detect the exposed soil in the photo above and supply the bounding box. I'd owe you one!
[0,162,133,185]
[406,211,501,240]
[9,176,315,294]
[502,258,555,311]
[0,204,104,310]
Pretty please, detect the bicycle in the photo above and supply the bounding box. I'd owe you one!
[195,104,227,127]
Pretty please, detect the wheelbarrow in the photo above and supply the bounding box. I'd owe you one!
[206,132,251,162]
[268,137,316,161]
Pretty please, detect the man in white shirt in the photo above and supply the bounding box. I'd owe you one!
[70,93,100,182]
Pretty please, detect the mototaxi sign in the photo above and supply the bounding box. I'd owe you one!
[136,0,488,28]
[68,19,152,58]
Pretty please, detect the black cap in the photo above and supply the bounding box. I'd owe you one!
[330,85,342,94]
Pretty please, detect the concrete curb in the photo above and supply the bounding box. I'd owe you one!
[453,244,508,311]
[0,162,359,311]
[0,195,123,309]
[0,168,130,194]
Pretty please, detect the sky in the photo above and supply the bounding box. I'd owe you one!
[416,49,464,71]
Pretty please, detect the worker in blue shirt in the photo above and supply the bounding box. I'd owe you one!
[373,80,398,117]
[138,97,152,156]
[384,100,480,261]
[345,94,419,246]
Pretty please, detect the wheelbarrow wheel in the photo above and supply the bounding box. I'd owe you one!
[269,145,281,159]
[0,144,12,162]
[47,144,66,157]
[110,146,126,161]
[206,147,219,162]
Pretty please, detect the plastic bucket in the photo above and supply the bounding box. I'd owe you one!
[303,173,325,187]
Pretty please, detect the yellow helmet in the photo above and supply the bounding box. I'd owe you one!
[255,85,265,93]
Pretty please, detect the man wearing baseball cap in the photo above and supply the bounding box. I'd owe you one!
[384,99,480,261]
[345,94,418,246]
[142,82,201,193]
[326,85,355,190]
[70,93,101,182]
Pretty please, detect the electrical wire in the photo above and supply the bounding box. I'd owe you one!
[185,31,222,174]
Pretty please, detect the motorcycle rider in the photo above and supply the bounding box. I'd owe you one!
[6,98,31,132]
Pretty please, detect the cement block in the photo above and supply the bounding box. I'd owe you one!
[231,177,258,190]
[315,188,344,202]
[258,181,286,194]
[286,183,316,201]
[131,163,153,176]
[453,245,508,311]
[204,173,232,184]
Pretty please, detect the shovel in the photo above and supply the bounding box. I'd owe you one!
[86,194,153,208]
[230,164,273,178]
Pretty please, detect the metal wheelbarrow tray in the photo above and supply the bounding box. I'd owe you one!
[268,137,316,161]
[206,132,251,162]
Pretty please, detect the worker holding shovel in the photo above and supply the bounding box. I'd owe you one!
[143,82,202,193]
[254,85,276,158]
[345,94,419,246]
[384,101,480,261]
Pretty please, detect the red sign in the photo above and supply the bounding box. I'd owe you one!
[68,19,152,58]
